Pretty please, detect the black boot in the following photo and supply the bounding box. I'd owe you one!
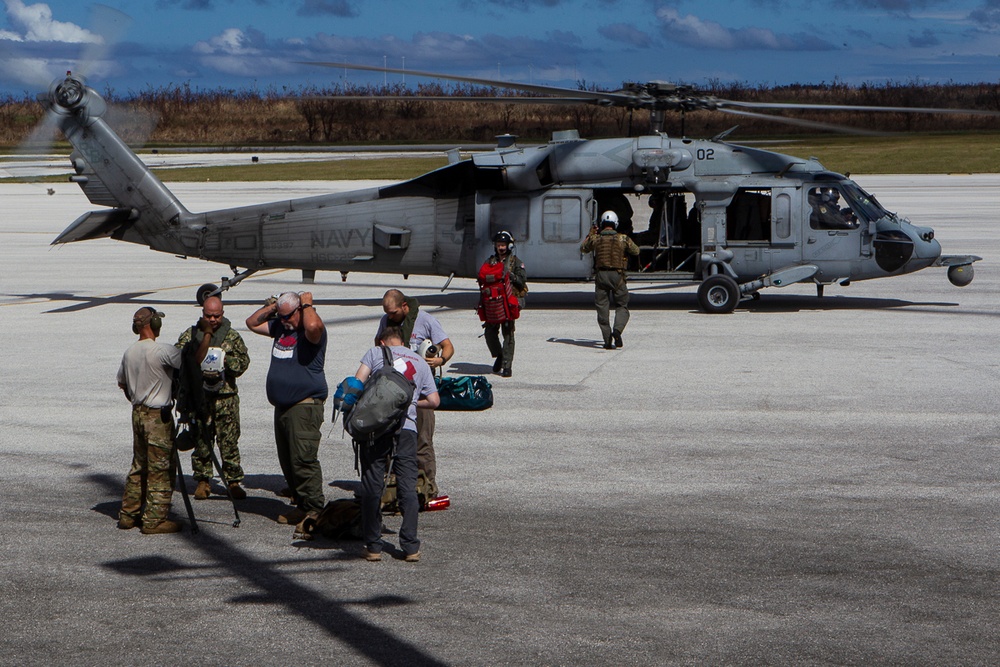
[493,356,503,373]
[500,367,512,377]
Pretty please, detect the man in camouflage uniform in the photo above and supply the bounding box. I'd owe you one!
[580,210,641,350]
[118,307,211,534]
[176,296,251,500]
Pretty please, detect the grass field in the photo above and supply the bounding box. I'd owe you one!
[753,132,1000,174]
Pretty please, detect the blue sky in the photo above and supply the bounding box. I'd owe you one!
[1,0,1000,97]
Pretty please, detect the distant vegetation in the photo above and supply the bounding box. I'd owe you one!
[2,79,1000,147]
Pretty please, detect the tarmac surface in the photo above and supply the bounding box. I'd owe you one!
[1,175,998,666]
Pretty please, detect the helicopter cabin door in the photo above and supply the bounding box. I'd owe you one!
[725,187,800,275]
[764,187,800,272]
[478,190,592,280]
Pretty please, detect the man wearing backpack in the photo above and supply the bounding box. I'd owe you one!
[354,326,440,562]
[375,289,453,499]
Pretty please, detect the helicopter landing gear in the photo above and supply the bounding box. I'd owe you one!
[816,283,824,298]
[195,267,259,305]
[697,274,740,314]
[196,283,218,306]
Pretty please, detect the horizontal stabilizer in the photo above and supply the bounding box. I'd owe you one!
[934,255,982,267]
[52,208,134,244]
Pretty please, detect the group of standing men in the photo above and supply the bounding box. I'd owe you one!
[115,217,635,552]
[116,287,451,562]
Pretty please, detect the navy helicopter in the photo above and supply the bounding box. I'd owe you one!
[43,61,987,313]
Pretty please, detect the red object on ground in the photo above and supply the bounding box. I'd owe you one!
[424,495,450,511]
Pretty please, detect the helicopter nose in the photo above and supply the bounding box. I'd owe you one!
[912,227,942,259]
[874,225,940,273]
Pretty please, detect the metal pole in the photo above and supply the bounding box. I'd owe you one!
[174,449,199,534]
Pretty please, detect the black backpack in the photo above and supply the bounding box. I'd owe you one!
[345,346,415,443]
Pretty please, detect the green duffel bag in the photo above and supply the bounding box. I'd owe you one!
[434,375,493,411]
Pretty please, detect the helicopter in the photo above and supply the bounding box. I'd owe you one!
[43,63,987,313]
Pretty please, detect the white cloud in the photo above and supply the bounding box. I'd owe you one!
[193,28,298,78]
[657,8,736,49]
[2,0,99,43]
[655,7,836,51]
[193,28,258,56]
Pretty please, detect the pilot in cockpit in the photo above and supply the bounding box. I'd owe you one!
[809,186,858,230]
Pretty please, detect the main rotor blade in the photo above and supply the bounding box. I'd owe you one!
[302,94,604,106]
[299,60,631,104]
[717,108,887,136]
[718,99,1000,117]
[300,61,1000,126]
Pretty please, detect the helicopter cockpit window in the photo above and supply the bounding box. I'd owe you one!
[840,181,890,223]
[489,196,529,241]
[808,186,860,230]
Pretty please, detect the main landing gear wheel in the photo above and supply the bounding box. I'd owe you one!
[196,283,219,306]
[697,274,740,314]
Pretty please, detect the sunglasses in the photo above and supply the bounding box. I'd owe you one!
[278,308,299,321]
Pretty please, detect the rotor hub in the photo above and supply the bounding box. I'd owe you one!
[54,74,85,109]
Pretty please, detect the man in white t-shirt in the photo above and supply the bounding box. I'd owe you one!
[117,307,210,534]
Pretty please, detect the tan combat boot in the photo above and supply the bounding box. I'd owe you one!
[277,507,308,525]
[117,515,139,530]
[227,482,247,499]
[140,519,182,534]
[194,480,212,500]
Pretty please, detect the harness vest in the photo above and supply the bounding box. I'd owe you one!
[594,231,628,270]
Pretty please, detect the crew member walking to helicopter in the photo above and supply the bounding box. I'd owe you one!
[580,211,640,349]
[478,231,527,378]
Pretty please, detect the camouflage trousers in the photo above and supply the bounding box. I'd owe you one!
[120,405,176,526]
[191,393,244,484]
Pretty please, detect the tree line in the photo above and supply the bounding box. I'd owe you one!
[2,79,998,147]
